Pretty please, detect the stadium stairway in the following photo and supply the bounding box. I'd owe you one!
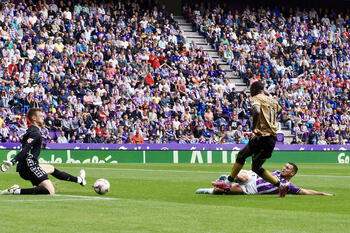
[175,16,293,143]
[175,16,248,93]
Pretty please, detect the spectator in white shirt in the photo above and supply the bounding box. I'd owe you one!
[57,131,68,143]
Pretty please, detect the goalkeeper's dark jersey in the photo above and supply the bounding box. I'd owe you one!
[14,126,42,169]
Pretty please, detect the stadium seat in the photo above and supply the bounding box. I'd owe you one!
[276,133,284,144]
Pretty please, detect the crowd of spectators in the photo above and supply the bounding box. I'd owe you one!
[0,0,349,145]
[185,2,350,144]
[0,0,254,145]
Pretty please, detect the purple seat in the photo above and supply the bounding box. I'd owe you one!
[291,129,296,135]
[276,133,284,143]
[49,131,56,139]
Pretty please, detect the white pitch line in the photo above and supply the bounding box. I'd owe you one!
[298,174,350,178]
[54,194,119,200]
[0,198,113,202]
[0,194,119,202]
[75,167,350,178]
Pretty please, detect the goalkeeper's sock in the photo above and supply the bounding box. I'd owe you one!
[228,162,244,182]
[16,186,50,195]
[52,169,78,183]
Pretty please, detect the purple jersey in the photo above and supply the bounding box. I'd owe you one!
[256,170,300,195]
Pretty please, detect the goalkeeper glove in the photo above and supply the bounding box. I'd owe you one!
[1,160,15,172]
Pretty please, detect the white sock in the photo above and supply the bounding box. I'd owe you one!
[13,189,21,195]
[225,179,232,186]
[77,176,82,184]
[208,188,214,194]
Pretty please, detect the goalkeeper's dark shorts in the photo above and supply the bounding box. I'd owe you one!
[17,158,48,186]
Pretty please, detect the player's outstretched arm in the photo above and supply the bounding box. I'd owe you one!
[1,134,41,172]
[298,188,334,196]
[13,134,41,163]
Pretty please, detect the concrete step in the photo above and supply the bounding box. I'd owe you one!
[278,128,293,144]
[206,51,219,57]
[194,41,208,45]
[201,49,217,53]
[185,36,205,40]
[175,19,186,23]
[183,31,201,37]
[221,64,231,69]
[225,71,236,75]
[197,45,213,50]
[228,76,242,80]
[235,82,247,86]
[174,16,187,21]
[226,73,239,77]
[181,28,193,31]
[190,37,206,41]
[235,86,248,92]
[187,38,207,44]
[229,77,245,83]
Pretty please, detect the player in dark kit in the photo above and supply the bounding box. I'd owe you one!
[0,108,86,195]
[212,81,289,197]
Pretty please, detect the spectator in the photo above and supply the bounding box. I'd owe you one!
[9,131,20,143]
[57,131,68,143]
[132,130,144,144]
[318,136,328,145]
[241,134,250,144]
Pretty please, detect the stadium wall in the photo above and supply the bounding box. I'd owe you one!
[1,149,349,164]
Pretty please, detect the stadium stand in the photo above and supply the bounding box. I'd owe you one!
[184,2,350,145]
[0,1,349,145]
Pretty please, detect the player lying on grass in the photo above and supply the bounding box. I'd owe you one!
[0,108,86,195]
[197,162,333,196]
[212,81,290,196]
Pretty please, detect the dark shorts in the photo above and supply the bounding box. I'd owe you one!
[237,135,277,164]
[248,135,277,160]
[17,159,48,186]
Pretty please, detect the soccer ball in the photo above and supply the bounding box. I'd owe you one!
[93,178,110,195]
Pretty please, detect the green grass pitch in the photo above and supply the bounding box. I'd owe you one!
[0,163,349,233]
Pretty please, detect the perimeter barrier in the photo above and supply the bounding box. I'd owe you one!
[0,144,349,164]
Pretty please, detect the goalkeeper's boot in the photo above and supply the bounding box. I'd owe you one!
[0,185,20,195]
[78,169,86,186]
